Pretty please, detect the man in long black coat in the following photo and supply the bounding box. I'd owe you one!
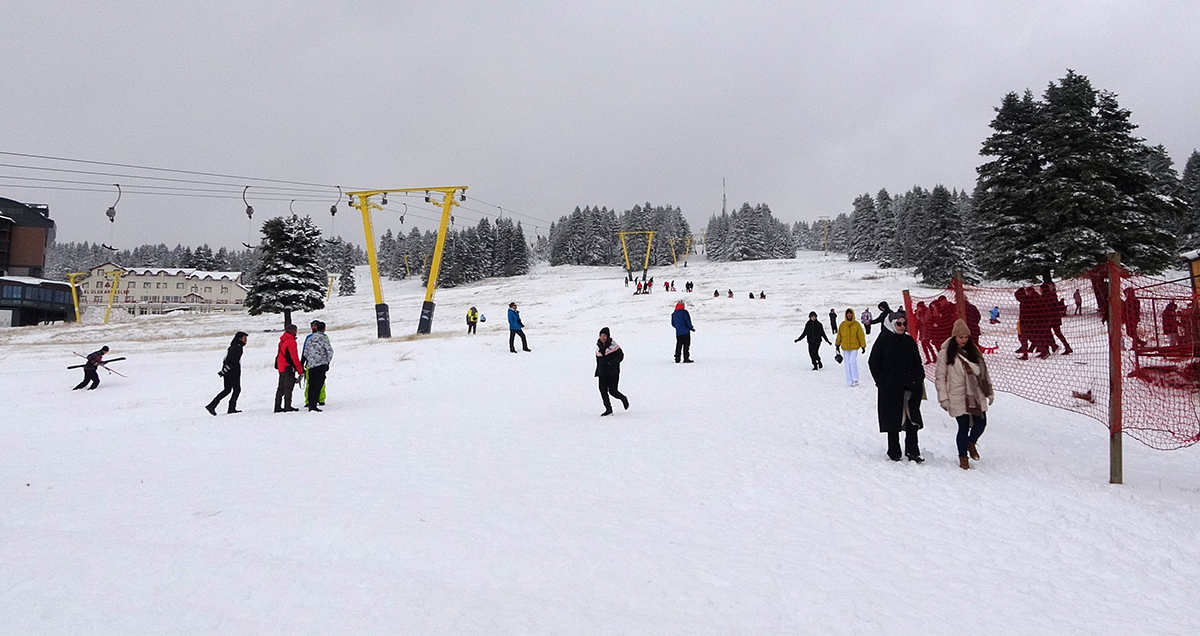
[868,311,925,462]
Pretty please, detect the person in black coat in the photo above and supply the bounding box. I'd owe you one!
[595,327,629,416]
[867,311,925,462]
[206,332,248,415]
[795,311,832,370]
[869,301,894,328]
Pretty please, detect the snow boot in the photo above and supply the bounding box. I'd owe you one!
[683,359,693,363]
[601,408,614,417]
[228,409,242,414]
[968,442,980,460]
[907,453,924,463]
[621,396,629,410]
[205,404,217,416]
[959,457,970,470]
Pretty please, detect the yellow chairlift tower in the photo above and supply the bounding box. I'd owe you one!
[349,186,467,338]
[617,230,656,281]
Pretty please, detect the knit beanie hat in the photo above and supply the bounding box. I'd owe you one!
[951,318,970,338]
[599,326,610,337]
[808,311,818,318]
[675,302,684,310]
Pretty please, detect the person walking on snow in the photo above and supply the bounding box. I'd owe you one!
[274,324,301,413]
[206,332,247,415]
[466,306,480,334]
[861,308,873,334]
[73,346,109,390]
[508,302,531,352]
[868,311,925,462]
[869,301,894,329]
[835,308,867,387]
[302,320,333,412]
[795,311,832,370]
[935,319,995,470]
[828,308,839,334]
[671,301,695,363]
[595,327,629,416]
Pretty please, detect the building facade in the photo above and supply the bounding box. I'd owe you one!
[0,197,73,326]
[77,262,249,315]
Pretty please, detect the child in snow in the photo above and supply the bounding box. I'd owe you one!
[671,301,695,363]
[989,306,1000,324]
[795,312,832,370]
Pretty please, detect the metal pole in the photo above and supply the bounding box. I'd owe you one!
[103,270,122,325]
[357,196,390,338]
[417,191,458,334]
[66,272,85,323]
[1107,253,1124,485]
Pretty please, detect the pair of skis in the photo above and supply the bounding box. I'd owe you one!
[68,352,128,377]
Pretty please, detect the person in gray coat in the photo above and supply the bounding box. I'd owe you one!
[302,320,333,412]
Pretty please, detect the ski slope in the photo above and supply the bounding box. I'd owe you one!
[2,252,1199,634]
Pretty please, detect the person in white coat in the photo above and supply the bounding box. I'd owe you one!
[935,319,995,470]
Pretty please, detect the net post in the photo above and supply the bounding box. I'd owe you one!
[953,270,967,321]
[902,290,915,341]
[1107,252,1124,485]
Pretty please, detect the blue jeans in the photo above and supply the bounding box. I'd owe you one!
[956,413,987,458]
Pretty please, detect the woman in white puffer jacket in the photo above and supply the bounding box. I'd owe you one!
[935,319,995,470]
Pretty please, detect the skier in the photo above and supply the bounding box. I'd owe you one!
[868,311,925,462]
[595,327,629,416]
[795,311,832,370]
[274,324,301,413]
[989,306,1000,324]
[466,306,479,334]
[72,346,109,391]
[935,319,995,470]
[835,308,867,387]
[508,302,531,353]
[860,308,873,334]
[671,301,695,363]
[206,332,247,415]
[303,320,333,412]
[828,308,839,334]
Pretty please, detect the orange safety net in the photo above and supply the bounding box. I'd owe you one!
[907,264,1200,450]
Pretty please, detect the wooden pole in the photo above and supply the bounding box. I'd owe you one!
[1107,253,1124,485]
[902,290,915,342]
[953,271,967,321]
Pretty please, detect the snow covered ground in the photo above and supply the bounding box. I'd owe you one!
[3,252,1199,634]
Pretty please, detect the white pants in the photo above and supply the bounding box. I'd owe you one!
[843,348,859,385]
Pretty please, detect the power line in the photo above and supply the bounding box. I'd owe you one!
[0,174,333,199]
[0,162,338,195]
[0,150,341,190]
[0,181,331,203]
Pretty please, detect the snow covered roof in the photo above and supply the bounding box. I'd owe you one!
[1181,250,1200,262]
[0,276,70,288]
[112,267,242,280]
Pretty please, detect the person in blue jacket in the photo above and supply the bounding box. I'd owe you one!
[508,302,531,353]
[671,301,695,363]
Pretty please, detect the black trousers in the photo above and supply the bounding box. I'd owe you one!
[887,425,921,460]
[275,371,296,411]
[510,329,528,351]
[808,341,822,366]
[598,374,627,411]
[74,368,100,390]
[306,364,328,408]
[467,322,477,334]
[208,373,241,412]
[675,333,691,362]
[956,413,988,457]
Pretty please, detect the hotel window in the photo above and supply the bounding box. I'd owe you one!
[204,287,212,293]
[191,286,198,292]
[143,282,151,289]
[221,286,229,294]
[127,282,134,288]
[177,283,184,289]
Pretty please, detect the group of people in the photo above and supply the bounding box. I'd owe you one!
[796,301,994,469]
[631,279,698,295]
[712,289,767,299]
[202,319,334,416]
[1013,282,1072,359]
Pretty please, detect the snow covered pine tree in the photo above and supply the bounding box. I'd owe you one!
[245,215,327,327]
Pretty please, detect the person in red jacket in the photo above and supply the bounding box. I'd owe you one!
[274,324,302,412]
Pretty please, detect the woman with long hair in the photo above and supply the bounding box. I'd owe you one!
[935,319,996,469]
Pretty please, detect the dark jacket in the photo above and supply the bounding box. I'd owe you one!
[671,308,694,336]
[870,302,893,325]
[220,337,244,377]
[868,324,926,433]
[85,349,105,370]
[796,320,832,346]
[595,340,624,377]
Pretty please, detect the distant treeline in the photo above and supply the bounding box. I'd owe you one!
[378,216,533,287]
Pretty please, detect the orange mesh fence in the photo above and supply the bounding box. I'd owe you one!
[907,264,1200,451]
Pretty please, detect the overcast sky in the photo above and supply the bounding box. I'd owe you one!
[3,1,1197,250]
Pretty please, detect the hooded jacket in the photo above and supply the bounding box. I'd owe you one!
[671,304,694,335]
[595,337,624,377]
[220,334,245,377]
[304,331,333,368]
[835,309,867,351]
[275,331,300,374]
[797,319,831,346]
[508,307,523,331]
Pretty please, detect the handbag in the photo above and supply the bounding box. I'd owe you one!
[835,352,844,364]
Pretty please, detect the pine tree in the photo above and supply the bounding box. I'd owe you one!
[914,185,978,286]
[847,194,878,262]
[1182,151,1200,249]
[245,215,327,326]
[874,189,900,268]
[337,240,356,296]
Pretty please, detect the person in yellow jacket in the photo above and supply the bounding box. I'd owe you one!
[835,307,867,386]
[466,306,480,334]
